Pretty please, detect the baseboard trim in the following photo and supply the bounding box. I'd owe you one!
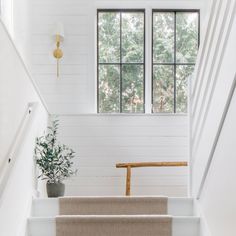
[193,200,212,236]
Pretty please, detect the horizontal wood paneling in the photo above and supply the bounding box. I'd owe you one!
[32,4,89,16]
[31,0,205,114]
[32,24,89,36]
[32,53,88,65]
[65,186,188,197]
[29,0,204,195]
[57,115,188,196]
[31,0,91,112]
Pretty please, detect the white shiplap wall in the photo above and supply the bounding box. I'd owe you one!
[31,0,206,114]
[56,115,188,196]
[1,0,33,69]
[31,0,93,114]
[30,0,206,196]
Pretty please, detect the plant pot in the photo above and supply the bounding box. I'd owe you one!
[46,182,65,198]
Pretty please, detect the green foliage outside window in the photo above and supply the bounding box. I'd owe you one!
[153,11,199,113]
[98,11,145,113]
[98,10,199,113]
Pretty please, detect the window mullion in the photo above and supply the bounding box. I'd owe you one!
[120,12,122,113]
[151,10,154,112]
[97,11,99,113]
[174,12,177,113]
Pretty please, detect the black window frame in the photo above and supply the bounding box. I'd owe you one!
[152,9,200,113]
[97,9,146,113]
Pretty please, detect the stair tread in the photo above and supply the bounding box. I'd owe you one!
[29,216,200,220]
[31,197,194,217]
[29,197,198,236]
[34,196,194,200]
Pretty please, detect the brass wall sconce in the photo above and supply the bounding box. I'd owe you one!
[53,22,64,78]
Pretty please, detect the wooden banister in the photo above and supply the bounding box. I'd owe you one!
[116,161,188,196]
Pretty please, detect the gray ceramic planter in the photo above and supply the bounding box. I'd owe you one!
[46,182,65,198]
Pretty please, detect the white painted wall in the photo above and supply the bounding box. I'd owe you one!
[0,0,208,200]
[191,0,236,196]
[198,88,236,236]
[30,0,207,196]
[31,0,206,114]
[1,0,32,68]
[190,0,236,235]
[0,0,13,36]
[0,21,48,236]
[55,114,189,196]
[12,0,32,68]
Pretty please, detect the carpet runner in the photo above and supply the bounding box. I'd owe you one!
[56,196,172,236]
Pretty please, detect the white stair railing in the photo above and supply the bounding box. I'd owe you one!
[0,102,38,199]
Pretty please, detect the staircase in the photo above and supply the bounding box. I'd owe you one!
[28,196,200,236]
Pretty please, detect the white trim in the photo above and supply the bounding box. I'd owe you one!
[191,0,222,113]
[191,0,216,98]
[188,75,192,197]
[192,0,231,127]
[194,200,212,236]
[191,0,236,162]
[50,113,188,117]
[196,72,236,199]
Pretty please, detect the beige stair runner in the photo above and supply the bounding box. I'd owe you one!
[59,196,168,215]
[56,215,172,236]
[56,196,172,236]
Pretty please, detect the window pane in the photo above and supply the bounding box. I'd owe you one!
[98,12,120,63]
[176,12,198,63]
[122,12,144,63]
[153,65,174,112]
[122,65,144,113]
[98,65,120,112]
[176,65,194,113]
[153,12,174,63]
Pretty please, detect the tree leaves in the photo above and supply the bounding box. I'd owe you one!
[98,11,144,113]
[98,11,198,113]
[153,12,198,113]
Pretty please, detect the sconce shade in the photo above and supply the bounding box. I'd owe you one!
[52,22,65,41]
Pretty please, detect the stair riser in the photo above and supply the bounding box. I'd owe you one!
[32,198,193,217]
[28,217,199,236]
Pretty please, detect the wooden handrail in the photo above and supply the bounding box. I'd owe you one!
[116,161,188,196]
[116,162,188,168]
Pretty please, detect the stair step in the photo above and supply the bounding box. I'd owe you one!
[28,216,199,236]
[32,197,194,217]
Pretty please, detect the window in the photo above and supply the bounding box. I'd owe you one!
[97,10,145,113]
[152,10,199,113]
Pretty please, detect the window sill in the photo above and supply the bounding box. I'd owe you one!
[52,113,188,117]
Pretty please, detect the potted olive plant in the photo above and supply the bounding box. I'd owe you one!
[34,120,77,197]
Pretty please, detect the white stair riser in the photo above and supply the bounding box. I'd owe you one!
[32,198,193,217]
[28,217,199,236]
